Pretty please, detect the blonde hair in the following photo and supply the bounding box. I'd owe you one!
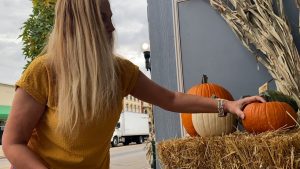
[46,0,120,135]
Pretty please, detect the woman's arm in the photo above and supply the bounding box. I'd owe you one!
[130,71,265,119]
[2,88,48,169]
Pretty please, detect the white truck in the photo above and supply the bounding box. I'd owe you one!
[111,111,150,147]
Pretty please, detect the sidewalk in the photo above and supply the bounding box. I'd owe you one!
[0,146,4,156]
[0,146,10,169]
[0,145,151,169]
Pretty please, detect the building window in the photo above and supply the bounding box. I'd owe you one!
[134,105,136,112]
[130,104,133,112]
[126,104,129,111]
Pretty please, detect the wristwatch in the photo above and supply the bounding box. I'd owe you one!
[216,99,227,117]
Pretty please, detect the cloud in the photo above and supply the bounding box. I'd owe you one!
[0,0,150,84]
[110,0,151,77]
[0,0,31,85]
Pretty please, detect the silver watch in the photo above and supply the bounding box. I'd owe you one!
[217,99,227,117]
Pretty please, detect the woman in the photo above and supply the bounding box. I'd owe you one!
[2,0,264,168]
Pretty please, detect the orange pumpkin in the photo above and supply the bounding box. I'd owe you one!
[181,75,234,136]
[242,102,297,133]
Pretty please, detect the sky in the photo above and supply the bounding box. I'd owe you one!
[0,0,150,85]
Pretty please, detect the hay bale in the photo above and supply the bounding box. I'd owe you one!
[157,129,300,169]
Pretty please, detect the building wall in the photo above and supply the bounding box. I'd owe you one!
[0,83,15,106]
[123,95,142,113]
[123,95,152,114]
[147,0,300,168]
[147,1,183,168]
[178,1,275,98]
[142,102,152,114]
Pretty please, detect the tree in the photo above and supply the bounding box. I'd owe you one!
[32,0,56,7]
[19,0,55,69]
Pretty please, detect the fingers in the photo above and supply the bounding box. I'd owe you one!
[235,96,265,120]
[242,96,266,105]
[226,101,245,119]
[235,109,245,119]
[227,96,264,120]
[255,96,266,103]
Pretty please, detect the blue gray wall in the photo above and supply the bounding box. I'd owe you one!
[284,0,300,52]
[147,0,299,168]
[178,1,273,97]
[147,1,182,168]
[147,0,182,138]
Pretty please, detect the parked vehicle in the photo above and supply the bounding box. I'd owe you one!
[0,109,9,145]
[0,121,5,145]
[111,111,150,147]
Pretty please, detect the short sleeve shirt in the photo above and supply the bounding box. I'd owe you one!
[16,55,139,169]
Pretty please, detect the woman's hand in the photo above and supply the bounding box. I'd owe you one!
[224,96,266,119]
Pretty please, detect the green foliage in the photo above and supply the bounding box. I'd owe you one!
[260,90,299,112]
[19,1,55,69]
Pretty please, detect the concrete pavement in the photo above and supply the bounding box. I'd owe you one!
[110,144,150,169]
[0,144,151,169]
[0,146,10,169]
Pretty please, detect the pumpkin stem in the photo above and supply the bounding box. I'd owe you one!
[202,74,208,84]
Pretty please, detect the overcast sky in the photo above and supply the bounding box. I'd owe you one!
[0,0,150,85]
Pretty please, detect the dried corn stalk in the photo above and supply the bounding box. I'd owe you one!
[210,0,300,106]
[145,108,156,166]
[297,0,300,9]
[296,0,300,33]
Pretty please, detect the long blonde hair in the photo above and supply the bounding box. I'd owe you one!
[46,0,120,135]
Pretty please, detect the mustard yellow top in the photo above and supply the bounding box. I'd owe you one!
[16,56,139,169]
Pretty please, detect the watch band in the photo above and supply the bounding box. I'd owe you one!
[216,99,227,117]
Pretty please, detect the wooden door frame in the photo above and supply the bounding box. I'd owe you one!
[172,0,189,137]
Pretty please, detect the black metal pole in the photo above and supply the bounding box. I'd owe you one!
[143,51,151,72]
[143,50,156,169]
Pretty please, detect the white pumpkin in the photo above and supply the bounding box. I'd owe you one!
[192,113,236,137]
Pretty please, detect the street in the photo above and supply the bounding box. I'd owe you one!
[0,147,9,169]
[0,144,150,169]
[0,157,10,169]
[110,143,150,169]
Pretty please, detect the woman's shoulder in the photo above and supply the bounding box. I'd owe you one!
[114,55,127,64]
[26,55,49,72]
[114,55,138,69]
[16,55,51,105]
[114,55,140,96]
